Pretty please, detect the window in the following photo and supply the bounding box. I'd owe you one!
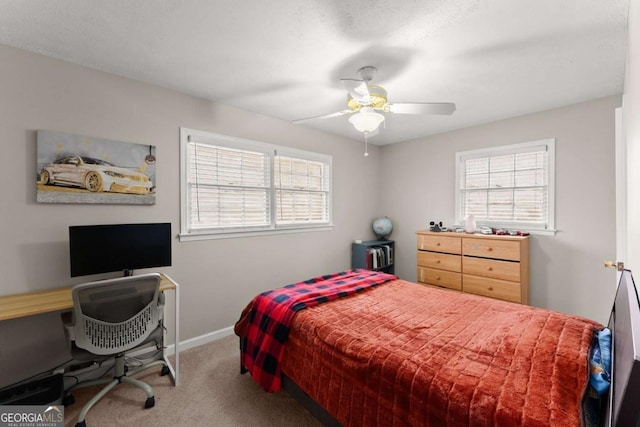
[274,155,330,225]
[180,128,332,240]
[455,139,555,235]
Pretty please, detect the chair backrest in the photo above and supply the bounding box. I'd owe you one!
[70,273,162,355]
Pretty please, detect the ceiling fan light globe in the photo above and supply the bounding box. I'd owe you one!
[349,108,385,133]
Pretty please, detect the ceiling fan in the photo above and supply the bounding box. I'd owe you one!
[293,66,456,141]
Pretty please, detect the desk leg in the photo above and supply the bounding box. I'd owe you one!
[162,275,179,386]
[174,279,179,385]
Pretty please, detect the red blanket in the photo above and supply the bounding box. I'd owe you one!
[281,279,601,426]
[234,269,396,392]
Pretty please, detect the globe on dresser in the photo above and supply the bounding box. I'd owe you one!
[372,216,393,240]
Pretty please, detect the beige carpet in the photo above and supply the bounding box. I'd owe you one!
[63,335,321,427]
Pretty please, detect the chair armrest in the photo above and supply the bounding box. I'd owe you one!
[157,292,165,321]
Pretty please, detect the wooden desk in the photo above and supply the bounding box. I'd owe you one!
[0,273,180,385]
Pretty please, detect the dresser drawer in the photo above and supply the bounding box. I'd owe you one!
[417,251,461,272]
[417,267,462,291]
[417,234,461,254]
[462,238,520,261]
[463,275,522,303]
[462,257,520,282]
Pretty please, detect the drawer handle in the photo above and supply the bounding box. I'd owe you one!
[436,260,441,264]
[486,247,493,251]
[486,266,492,271]
[436,276,441,280]
[436,242,441,246]
[488,286,494,291]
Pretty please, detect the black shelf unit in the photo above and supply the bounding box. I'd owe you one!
[352,239,395,274]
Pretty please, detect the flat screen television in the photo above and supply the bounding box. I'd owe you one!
[69,222,171,277]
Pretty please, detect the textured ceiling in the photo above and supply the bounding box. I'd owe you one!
[0,0,630,145]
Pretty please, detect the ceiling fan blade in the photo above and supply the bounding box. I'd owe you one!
[341,79,371,104]
[293,110,353,124]
[388,102,456,115]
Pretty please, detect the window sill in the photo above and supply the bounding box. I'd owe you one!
[526,228,557,236]
[179,224,334,241]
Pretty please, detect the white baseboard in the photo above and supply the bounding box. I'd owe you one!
[165,325,235,354]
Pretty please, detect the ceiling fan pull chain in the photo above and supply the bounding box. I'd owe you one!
[364,132,369,157]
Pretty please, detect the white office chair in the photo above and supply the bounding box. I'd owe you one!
[63,273,169,427]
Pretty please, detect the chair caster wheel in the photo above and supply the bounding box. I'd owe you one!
[63,394,75,406]
[144,396,155,409]
[75,421,86,427]
[160,365,170,376]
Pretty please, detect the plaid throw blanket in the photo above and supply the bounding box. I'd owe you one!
[235,269,396,392]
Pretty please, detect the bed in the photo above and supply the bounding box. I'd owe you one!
[235,269,640,426]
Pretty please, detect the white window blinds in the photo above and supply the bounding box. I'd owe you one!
[455,139,555,232]
[274,155,330,225]
[187,142,271,231]
[180,128,332,239]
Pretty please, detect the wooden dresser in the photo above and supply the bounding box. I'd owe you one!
[416,230,530,304]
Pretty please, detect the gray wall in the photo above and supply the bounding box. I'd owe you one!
[0,44,383,387]
[380,96,620,325]
[0,41,622,388]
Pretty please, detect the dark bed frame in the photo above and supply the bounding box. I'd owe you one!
[602,269,640,426]
[242,270,640,427]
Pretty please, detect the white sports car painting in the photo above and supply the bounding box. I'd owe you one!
[40,156,153,194]
[37,130,156,204]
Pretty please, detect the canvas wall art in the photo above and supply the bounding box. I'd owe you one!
[36,130,156,204]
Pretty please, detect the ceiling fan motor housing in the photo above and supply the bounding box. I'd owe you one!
[347,85,388,111]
